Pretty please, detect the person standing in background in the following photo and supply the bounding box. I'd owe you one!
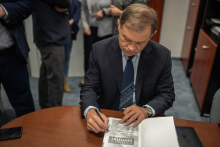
[79,0,116,87]
[0,0,35,117]
[32,0,71,109]
[64,0,81,93]
[109,0,149,36]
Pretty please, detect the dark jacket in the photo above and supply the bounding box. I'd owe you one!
[0,0,33,63]
[80,36,175,118]
[68,0,81,40]
[32,0,71,48]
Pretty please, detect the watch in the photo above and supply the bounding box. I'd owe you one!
[142,106,153,117]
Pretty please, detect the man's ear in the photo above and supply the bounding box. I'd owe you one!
[117,19,120,30]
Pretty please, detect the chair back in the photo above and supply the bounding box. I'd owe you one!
[210,88,220,124]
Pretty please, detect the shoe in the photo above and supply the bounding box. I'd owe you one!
[79,78,84,87]
[64,77,71,93]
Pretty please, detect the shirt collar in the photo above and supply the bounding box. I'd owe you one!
[121,51,141,58]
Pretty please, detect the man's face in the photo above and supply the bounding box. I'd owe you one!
[118,20,152,57]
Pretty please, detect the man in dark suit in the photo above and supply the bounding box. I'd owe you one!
[32,0,71,109]
[80,4,175,133]
[0,0,35,117]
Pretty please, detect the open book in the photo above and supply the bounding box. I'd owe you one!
[103,116,179,147]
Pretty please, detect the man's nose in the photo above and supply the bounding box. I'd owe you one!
[128,42,136,51]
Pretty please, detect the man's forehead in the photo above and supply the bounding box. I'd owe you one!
[121,33,147,43]
[120,22,151,41]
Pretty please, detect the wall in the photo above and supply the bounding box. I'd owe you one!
[159,0,190,58]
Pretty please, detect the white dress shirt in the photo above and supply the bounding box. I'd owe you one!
[0,4,14,50]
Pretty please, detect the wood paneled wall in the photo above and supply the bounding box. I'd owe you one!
[149,0,164,42]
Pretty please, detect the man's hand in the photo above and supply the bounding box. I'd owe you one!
[120,105,148,128]
[84,28,91,36]
[0,5,6,18]
[69,18,74,26]
[86,109,109,133]
[109,5,122,17]
[54,6,68,13]
[95,10,103,20]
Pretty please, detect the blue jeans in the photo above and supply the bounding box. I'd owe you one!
[64,40,73,77]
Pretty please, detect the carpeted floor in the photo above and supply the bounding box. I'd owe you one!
[0,59,209,126]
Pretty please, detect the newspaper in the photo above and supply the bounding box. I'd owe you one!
[103,117,141,147]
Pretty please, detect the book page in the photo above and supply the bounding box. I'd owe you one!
[103,117,141,147]
[141,116,179,147]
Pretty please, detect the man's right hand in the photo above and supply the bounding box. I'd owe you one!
[84,28,91,36]
[86,109,109,133]
[0,5,6,18]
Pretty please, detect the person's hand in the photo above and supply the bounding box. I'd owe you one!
[86,109,109,133]
[108,7,112,15]
[70,27,75,34]
[120,105,148,128]
[84,28,91,36]
[69,18,74,26]
[54,6,68,13]
[109,5,122,17]
[0,5,6,18]
[95,10,103,20]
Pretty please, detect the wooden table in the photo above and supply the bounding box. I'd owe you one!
[0,106,219,147]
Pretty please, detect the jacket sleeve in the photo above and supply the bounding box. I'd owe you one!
[147,50,175,115]
[1,0,33,23]
[81,0,89,29]
[72,0,81,25]
[80,45,101,118]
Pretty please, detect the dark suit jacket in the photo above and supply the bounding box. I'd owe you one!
[32,0,71,47]
[0,0,33,63]
[68,0,81,40]
[80,36,175,118]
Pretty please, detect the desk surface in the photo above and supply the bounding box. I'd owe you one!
[0,106,219,147]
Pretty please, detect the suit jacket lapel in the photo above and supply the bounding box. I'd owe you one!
[135,41,154,104]
[109,37,123,92]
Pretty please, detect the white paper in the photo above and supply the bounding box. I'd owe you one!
[141,116,179,147]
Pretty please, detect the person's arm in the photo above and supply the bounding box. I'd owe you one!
[0,5,6,19]
[81,0,89,30]
[80,45,109,133]
[71,0,81,25]
[80,45,102,117]
[147,51,175,115]
[109,5,122,17]
[80,0,91,35]
[0,0,33,23]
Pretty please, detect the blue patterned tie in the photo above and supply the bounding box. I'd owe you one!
[119,56,134,111]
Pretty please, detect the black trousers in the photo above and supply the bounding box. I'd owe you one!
[0,46,35,117]
[83,27,112,73]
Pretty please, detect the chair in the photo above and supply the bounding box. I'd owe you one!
[209,88,220,124]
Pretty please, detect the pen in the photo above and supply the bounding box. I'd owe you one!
[95,109,109,132]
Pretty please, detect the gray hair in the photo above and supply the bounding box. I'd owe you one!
[119,3,158,36]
